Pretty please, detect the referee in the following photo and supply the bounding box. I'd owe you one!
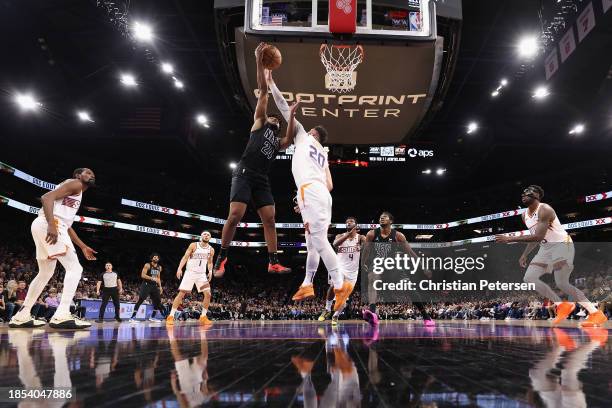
[96,262,123,323]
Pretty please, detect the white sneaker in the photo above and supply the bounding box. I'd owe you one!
[148,317,158,322]
[49,314,92,330]
[129,318,138,323]
[9,314,47,328]
[576,310,586,317]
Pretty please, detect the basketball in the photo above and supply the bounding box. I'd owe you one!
[261,45,282,70]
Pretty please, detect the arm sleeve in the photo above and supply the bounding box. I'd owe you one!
[269,82,306,142]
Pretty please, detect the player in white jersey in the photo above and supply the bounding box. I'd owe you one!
[169,325,212,407]
[167,231,215,326]
[267,70,352,312]
[318,217,366,325]
[496,185,606,327]
[10,168,97,329]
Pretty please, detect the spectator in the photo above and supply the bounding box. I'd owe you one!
[3,280,18,320]
[15,280,27,308]
[44,288,60,320]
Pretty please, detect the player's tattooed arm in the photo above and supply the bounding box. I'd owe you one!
[396,232,418,258]
[141,263,156,282]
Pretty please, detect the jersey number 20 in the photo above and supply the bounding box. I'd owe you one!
[309,145,325,168]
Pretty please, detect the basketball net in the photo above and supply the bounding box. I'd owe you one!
[319,44,364,93]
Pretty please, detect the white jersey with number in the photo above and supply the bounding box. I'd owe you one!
[337,236,361,281]
[38,180,82,228]
[523,203,570,243]
[291,133,328,189]
[186,242,212,273]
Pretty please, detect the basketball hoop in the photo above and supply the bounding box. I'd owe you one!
[319,44,364,93]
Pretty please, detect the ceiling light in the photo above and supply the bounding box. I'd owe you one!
[422,169,432,174]
[161,62,174,74]
[229,162,237,169]
[436,168,446,176]
[77,110,94,123]
[14,93,41,111]
[518,36,538,58]
[133,21,153,42]
[173,79,184,89]
[466,122,478,134]
[120,73,137,87]
[491,90,499,97]
[532,86,549,99]
[196,114,208,125]
[500,78,508,87]
[569,124,585,135]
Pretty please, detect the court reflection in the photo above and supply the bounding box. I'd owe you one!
[0,322,609,407]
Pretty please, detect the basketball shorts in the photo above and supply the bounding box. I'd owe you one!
[229,165,275,209]
[298,182,332,234]
[531,241,575,268]
[31,216,75,260]
[179,270,209,292]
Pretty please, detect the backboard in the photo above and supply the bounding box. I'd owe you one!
[246,0,436,39]
[236,1,444,145]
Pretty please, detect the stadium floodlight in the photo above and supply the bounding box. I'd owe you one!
[532,86,549,99]
[569,124,585,135]
[491,90,499,97]
[436,168,446,176]
[467,122,478,134]
[518,36,538,58]
[161,62,174,74]
[133,21,154,42]
[500,78,508,87]
[229,162,237,169]
[77,110,94,123]
[173,79,184,89]
[120,73,137,87]
[14,93,41,111]
[422,169,432,175]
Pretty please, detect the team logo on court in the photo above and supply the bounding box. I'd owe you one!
[336,0,352,14]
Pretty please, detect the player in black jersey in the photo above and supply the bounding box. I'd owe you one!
[130,253,167,322]
[213,42,293,277]
[364,212,435,327]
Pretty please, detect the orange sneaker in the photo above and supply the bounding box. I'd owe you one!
[580,310,607,327]
[292,284,315,301]
[213,258,227,278]
[291,356,314,374]
[199,315,213,325]
[333,282,353,312]
[582,327,608,345]
[165,315,175,325]
[552,302,575,326]
[552,328,576,351]
[268,263,292,274]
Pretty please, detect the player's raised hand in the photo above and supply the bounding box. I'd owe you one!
[254,42,267,59]
[289,100,300,117]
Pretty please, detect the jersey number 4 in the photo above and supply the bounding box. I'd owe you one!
[309,145,326,168]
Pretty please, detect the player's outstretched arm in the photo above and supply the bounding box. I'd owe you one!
[267,70,305,132]
[496,205,554,243]
[252,43,269,132]
[281,100,300,149]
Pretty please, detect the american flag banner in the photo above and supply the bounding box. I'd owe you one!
[119,107,161,131]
